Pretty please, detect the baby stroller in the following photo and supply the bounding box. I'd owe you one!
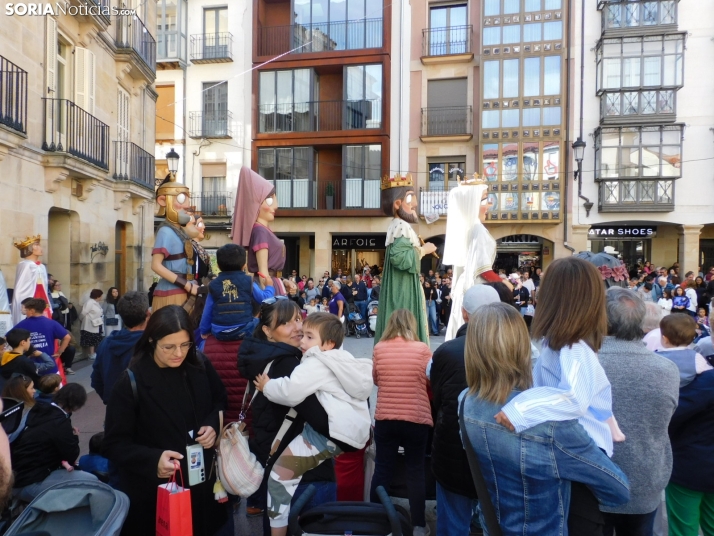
[288,485,410,535]
[4,480,129,536]
[346,303,369,339]
[367,301,379,333]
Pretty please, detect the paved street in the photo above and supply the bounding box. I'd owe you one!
[66,332,447,534]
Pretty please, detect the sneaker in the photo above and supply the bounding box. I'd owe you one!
[88,354,96,361]
[246,506,263,518]
[413,526,431,536]
[65,368,75,375]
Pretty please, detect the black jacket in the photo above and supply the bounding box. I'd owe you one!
[103,355,227,536]
[0,354,40,386]
[11,402,79,488]
[370,285,381,301]
[237,336,335,482]
[429,323,476,498]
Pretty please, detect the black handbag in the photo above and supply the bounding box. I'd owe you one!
[105,318,119,326]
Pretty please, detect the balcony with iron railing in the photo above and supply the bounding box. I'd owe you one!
[190,191,234,217]
[257,18,383,57]
[419,183,457,217]
[600,89,676,124]
[599,0,677,34]
[420,106,473,141]
[421,25,474,64]
[188,111,233,138]
[115,13,157,78]
[258,99,382,133]
[112,141,154,190]
[190,33,233,63]
[42,98,109,170]
[86,0,111,26]
[0,55,27,135]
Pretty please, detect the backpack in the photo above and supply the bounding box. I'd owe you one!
[214,361,297,497]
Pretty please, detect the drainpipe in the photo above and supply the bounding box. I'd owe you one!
[575,0,592,215]
[563,0,575,254]
[398,0,404,173]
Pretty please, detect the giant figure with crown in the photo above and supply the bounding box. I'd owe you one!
[443,175,501,340]
[11,235,52,325]
[373,174,437,344]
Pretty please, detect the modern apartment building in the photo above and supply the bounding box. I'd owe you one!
[411,0,569,273]
[252,0,396,276]
[569,0,714,274]
[0,2,157,301]
[153,0,252,255]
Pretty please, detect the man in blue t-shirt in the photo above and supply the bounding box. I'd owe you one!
[14,298,72,372]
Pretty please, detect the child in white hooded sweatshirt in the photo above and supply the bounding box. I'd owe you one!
[254,312,373,535]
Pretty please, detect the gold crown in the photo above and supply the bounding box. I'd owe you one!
[13,235,41,250]
[457,173,487,186]
[380,173,414,191]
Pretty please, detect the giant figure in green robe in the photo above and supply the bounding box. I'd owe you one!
[374,175,437,344]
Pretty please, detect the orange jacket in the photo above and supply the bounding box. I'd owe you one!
[372,337,433,426]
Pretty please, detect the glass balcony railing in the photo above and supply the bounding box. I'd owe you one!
[257,18,383,56]
[258,99,382,133]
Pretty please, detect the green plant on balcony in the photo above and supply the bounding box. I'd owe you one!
[325,182,335,210]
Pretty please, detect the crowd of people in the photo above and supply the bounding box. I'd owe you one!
[0,251,713,536]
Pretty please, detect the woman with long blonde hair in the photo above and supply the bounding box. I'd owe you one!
[370,309,433,536]
[460,302,629,535]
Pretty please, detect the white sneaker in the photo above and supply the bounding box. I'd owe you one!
[88,354,96,361]
[413,526,431,536]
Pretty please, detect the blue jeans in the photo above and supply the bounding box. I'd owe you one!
[355,300,368,322]
[436,482,480,536]
[427,300,439,335]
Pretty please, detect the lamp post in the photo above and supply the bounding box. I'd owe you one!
[572,137,586,180]
[166,147,180,179]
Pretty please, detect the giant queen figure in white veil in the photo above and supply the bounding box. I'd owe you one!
[443,176,501,341]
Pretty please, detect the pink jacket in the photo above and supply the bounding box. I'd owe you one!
[373,337,433,426]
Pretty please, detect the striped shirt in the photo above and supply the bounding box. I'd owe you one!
[501,341,615,456]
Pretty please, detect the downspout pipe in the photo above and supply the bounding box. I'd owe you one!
[576,0,592,213]
[563,0,575,254]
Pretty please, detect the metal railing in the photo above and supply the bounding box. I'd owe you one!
[188,110,233,138]
[419,186,451,217]
[190,191,234,216]
[421,106,472,137]
[422,25,473,57]
[257,18,383,56]
[42,98,109,169]
[115,13,157,72]
[89,0,110,24]
[113,141,154,189]
[258,99,382,133]
[190,32,233,62]
[0,55,27,134]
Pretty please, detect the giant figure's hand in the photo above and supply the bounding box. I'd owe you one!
[422,242,437,255]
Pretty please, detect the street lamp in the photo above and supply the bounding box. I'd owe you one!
[572,137,586,180]
[166,148,180,178]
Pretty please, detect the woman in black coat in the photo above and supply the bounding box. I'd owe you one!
[238,298,337,534]
[103,305,227,536]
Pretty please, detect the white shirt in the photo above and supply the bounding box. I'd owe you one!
[685,288,698,312]
[523,279,536,294]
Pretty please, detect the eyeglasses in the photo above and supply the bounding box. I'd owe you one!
[262,296,289,306]
[157,342,193,354]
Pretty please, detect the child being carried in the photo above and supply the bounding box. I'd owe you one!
[254,312,373,536]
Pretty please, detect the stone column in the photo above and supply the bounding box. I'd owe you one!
[569,224,591,256]
[314,227,332,277]
[678,225,703,277]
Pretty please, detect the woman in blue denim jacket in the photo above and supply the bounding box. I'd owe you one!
[460,303,630,535]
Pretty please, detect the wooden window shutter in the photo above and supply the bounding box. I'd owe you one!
[117,88,130,142]
[74,47,96,114]
[45,17,57,96]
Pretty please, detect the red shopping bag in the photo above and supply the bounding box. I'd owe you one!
[156,466,193,536]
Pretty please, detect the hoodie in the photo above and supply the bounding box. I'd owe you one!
[91,328,144,404]
[238,337,338,481]
[263,346,373,449]
[0,351,40,385]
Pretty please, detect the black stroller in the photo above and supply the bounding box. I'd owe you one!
[346,303,370,339]
[4,481,129,536]
[288,485,411,535]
